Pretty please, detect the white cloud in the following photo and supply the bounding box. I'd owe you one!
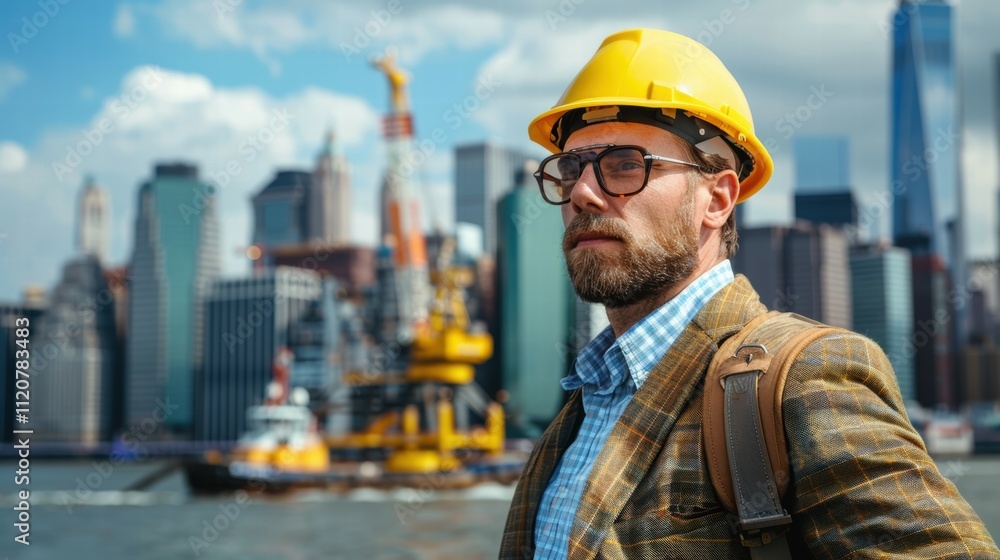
[144,0,508,70]
[0,142,28,173]
[472,21,617,144]
[0,62,26,102]
[379,5,506,65]
[308,1,894,232]
[114,4,136,37]
[0,65,382,299]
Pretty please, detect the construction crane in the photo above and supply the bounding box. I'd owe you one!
[327,52,501,474]
[371,51,431,345]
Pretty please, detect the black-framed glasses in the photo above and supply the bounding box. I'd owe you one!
[533,144,702,205]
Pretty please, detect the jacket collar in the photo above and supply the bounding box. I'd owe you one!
[566,274,766,558]
[501,275,766,559]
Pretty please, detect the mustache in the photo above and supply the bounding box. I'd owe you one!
[562,213,632,252]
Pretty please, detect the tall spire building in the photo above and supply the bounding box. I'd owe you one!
[34,255,118,443]
[311,130,352,244]
[890,0,963,408]
[891,0,961,261]
[251,132,353,269]
[77,176,109,263]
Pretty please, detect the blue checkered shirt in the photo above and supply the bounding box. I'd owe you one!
[532,260,735,559]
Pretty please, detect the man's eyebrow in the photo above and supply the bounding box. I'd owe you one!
[568,143,615,152]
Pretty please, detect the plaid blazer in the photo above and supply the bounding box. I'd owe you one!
[500,275,1000,559]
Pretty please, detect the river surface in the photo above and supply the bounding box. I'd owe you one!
[1,456,998,559]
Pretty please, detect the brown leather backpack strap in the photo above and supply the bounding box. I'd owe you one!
[705,311,852,556]
[754,321,852,496]
[703,310,780,514]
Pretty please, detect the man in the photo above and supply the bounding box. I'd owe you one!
[500,28,999,559]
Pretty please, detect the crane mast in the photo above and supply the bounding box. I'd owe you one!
[326,55,500,475]
[371,52,430,344]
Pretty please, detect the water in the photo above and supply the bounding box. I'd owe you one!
[0,460,514,559]
[1,457,998,558]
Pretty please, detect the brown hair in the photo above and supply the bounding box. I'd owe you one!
[678,142,740,258]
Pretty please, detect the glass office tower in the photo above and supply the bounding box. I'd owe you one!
[890,0,963,408]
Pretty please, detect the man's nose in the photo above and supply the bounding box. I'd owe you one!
[568,162,609,213]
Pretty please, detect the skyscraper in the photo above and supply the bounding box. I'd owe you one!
[891,0,961,260]
[252,170,312,250]
[967,260,998,343]
[890,0,962,408]
[1,302,45,444]
[310,130,352,244]
[77,176,109,263]
[794,135,850,191]
[33,255,119,443]
[496,164,572,433]
[251,133,353,267]
[995,52,1000,171]
[455,142,536,254]
[127,163,220,436]
[850,244,915,401]
[995,53,1000,340]
[732,223,852,329]
[793,136,858,229]
[196,267,329,441]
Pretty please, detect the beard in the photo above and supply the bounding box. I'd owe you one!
[562,197,699,309]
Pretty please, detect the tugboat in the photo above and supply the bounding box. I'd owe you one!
[185,349,330,493]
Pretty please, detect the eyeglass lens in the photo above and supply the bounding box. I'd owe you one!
[538,147,647,204]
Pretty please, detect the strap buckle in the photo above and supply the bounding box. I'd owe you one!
[738,512,793,547]
[733,343,768,364]
[719,344,769,389]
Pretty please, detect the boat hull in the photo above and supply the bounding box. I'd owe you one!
[183,453,527,494]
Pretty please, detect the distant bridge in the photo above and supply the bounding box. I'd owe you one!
[0,440,239,459]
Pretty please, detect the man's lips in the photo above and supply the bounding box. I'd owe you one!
[573,233,621,248]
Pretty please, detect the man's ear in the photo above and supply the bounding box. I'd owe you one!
[702,169,739,230]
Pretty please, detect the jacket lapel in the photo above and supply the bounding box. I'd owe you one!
[500,389,585,558]
[566,275,766,559]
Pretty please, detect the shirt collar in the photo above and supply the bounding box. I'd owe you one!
[561,260,735,393]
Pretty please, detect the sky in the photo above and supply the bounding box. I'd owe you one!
[1,0,999,301]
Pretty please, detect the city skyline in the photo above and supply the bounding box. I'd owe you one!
[2,1,1000,301]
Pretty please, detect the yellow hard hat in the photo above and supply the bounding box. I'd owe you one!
[528,28,772,203]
